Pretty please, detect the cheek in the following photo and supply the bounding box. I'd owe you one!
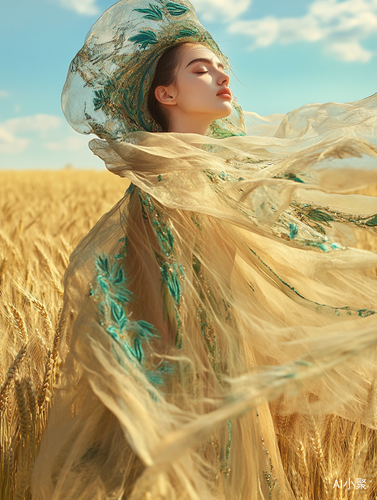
[178,79,214,108]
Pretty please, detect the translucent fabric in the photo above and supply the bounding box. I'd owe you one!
[31,93,377,499]
[61,0,246,140]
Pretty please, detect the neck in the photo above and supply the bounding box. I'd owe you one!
[167,111,212,135]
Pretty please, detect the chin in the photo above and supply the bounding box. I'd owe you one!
[216,105,233,120]
[207,105,232,122]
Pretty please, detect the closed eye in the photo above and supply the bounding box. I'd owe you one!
[196,71,208,74]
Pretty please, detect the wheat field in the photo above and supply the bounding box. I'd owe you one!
[0,169,376,499]
[0,169,127,499]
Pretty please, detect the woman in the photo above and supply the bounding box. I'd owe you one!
[32,1,377,499]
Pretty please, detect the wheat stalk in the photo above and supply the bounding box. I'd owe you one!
[0,257,7,286]
[14,445,31,500]
[11,216,24,241]
[0,230,14,250]
[368,380,377,428]
[8,447,14,483]
[324,414,336,466]
[59,234,72,253]
[346,421,360,479]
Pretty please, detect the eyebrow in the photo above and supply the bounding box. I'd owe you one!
[185,58,225,70]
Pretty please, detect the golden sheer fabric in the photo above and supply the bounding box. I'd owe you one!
[32,94,377,500]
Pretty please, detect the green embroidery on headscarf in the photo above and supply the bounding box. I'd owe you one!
[165,2,190,16]
[134,1,189,21]
[134,5,164,20]
[129,30,159,48]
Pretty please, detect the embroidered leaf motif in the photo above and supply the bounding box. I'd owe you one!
[106,326,120,341]
[165,1,189,16]
[93,80,117,115]
[306,210,333,223]
[365,214,377,226]
[134,4,163,20]
[283,173,305,183]
[98,276,110,294]
[92,248,173,386]
[289,223,298,239]
[134,320,157,339]
[113,266,125,285]
[95,253,132,303]
[129,30,158,49]
[93,90,107,112]
[111,299,127,329]
[114,286,133,303]
[138,191,184,348]
[359,309,376,317]
[97,254,112,275]
[161,262,181,305]
[134,337,143,363]
[177,28,197,38]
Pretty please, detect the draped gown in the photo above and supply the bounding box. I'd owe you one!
[32,93,377,500]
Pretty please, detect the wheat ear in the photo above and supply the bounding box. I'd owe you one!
[14,378,29,440]
[14,284,54,339]
[59,234,72,253]
[0,346,27,413]
[38,350,53,411]
[305,397,329,497]
[35,243,63,298]
[8,304,28,343]
[290,469,302,500]
[297,441,310,479]
[25,377,36,421]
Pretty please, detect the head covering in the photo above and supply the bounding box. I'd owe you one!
[61,0,246,140]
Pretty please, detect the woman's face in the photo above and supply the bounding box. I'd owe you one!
[155,43,232,133]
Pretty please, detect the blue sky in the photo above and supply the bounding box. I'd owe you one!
[1,0,376,170]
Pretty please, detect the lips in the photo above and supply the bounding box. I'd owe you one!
[217,87,232,99]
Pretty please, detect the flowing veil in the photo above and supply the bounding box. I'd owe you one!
[31,91,377,499]
[29,1,377,499]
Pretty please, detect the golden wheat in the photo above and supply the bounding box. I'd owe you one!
[0,169,127,500]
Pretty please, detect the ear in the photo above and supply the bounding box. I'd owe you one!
[154,85,177,106]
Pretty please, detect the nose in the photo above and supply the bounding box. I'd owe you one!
[217,69,230,87]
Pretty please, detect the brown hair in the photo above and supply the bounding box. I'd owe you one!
[148,43,189,132]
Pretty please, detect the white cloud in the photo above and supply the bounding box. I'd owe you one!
[0,113,94,158]
[0,114,62,154]
[45,135,91,151]
[228,0,377,62]
[0,128,29,155]
[328,40,373,62]
[191,0,252,21]
[0,90,9,98]
[58,0,99,16]
[4,114,62,134]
